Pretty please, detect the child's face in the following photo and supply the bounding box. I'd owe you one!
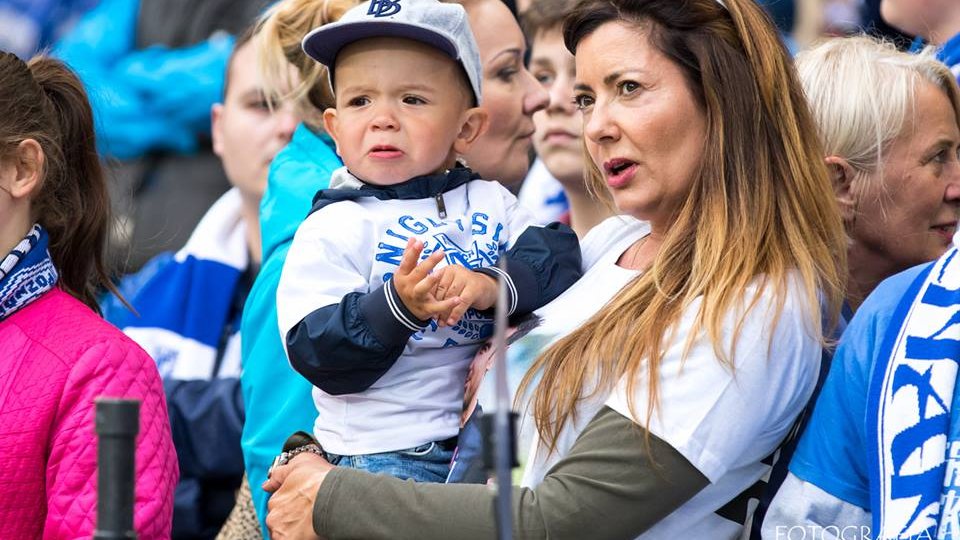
[323,37,486,185]
[530,28,584,186]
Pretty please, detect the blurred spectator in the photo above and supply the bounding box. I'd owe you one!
[522,0,612,236]
[882,0,960,77]
[0,0,99,58]
[101,28,300,539]
[53,0,270,272]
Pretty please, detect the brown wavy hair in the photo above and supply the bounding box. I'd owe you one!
[0,52,120,313]
[516,0,846,452]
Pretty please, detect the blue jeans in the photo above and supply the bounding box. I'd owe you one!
[324,439,455,483]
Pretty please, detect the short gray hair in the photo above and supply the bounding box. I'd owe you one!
[797,36,960,176]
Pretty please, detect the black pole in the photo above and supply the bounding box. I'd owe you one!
[484,256,518,540]
[93,398,139,540]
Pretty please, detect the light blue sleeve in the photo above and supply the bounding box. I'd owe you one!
[52,0,234,159]
[788,264,930,510]
[240,126,341,537]
[240,246,317,537]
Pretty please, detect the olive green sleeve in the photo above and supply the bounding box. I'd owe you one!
[312,406,709,540]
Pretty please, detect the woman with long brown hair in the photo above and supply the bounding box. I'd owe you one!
[0,52,177,538]
[263,0,844,538]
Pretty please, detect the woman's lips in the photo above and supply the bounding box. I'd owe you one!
[932,223,957,242]
[542,129,578,145]
[603,158,638,189]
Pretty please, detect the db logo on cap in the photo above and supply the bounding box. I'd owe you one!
[368,0,402,17]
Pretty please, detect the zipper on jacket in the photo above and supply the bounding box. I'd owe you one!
[435,193,447,219]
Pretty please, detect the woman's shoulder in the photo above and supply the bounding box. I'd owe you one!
[10,288,156,371]
[580,216,650,269]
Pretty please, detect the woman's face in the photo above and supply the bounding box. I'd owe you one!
[531,28,584,189]
[462,0,548,185]
[574,21,706,230]
[880,0,956,43]
[212,41,301,205]
[848,81,960,273]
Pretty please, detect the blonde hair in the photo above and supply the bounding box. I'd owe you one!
[253,0,357,125]
[517,0,846,453]
[797,36,960,179]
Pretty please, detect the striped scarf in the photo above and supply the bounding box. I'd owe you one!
[869,240,960,539]
[0,224,58,322]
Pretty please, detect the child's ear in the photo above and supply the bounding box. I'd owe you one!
[322,107,344,156]
[453,107,489,155]
[825,155,858,225]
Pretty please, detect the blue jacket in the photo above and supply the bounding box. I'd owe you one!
[52,0,233,159]
[240,124,342,536]
[102,188,250,539]
[0,0,100,58]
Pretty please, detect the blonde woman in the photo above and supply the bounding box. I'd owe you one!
[263,0,847,538]
[763,37,960,539]
[801,37,960,311]
[236,0,356,535]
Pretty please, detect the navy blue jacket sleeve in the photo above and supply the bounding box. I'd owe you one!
[165,377,245,480]
[285,280,429,395]
[475,222,582,317]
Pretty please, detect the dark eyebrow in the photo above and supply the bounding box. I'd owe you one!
[491,48,523,63]
[574,82,593,93]
[602,71,624,87]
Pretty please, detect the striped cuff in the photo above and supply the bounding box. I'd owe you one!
[384,279,430,331]
[474,266,517,315]
[357,281,429,347]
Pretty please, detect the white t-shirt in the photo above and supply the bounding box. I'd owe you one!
[517,218,822,539]
[277,173,538,455]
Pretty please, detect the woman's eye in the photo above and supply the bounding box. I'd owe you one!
[497,67,519,82]
[573,94,594,110]
[250,100,271,111]
[618,80,641,95]
[534,72,554,87]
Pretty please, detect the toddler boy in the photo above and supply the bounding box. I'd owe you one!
[276,0,581,482]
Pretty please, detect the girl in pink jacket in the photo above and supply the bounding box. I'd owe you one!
[0,52,178,539]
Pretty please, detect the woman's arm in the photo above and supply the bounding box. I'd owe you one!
[266,407,708,540]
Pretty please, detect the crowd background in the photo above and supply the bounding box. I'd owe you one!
[1,0,959,539]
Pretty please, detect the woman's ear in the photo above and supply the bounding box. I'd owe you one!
[5,139,44,199]
[322,107,343,157]
[452,107,489,156]
[825,155,857,225]
[211,103,225,159]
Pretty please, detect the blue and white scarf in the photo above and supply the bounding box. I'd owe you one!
[104,188,248,381]
[910,32,960,80]
[0,224,58,322]
[868,237,960,539]
[940,32,960,80]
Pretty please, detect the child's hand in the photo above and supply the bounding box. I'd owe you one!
[432,265,498,327]
[393,238,461,322]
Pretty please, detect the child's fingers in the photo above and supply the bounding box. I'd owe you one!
[396,238,422,276]
[433,267,454,300]
[425,297,461,323]
[413,271,442,298]
[411,249,445,280]
[445,300,470,327]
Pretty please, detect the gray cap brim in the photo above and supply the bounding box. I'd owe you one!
[302,20,461,68]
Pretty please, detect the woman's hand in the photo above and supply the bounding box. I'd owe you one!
[263,452,334,540]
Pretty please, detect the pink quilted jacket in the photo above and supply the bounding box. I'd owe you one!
[0,288,178,539]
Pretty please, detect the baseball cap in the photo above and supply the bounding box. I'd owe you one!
[302,0,482,104]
